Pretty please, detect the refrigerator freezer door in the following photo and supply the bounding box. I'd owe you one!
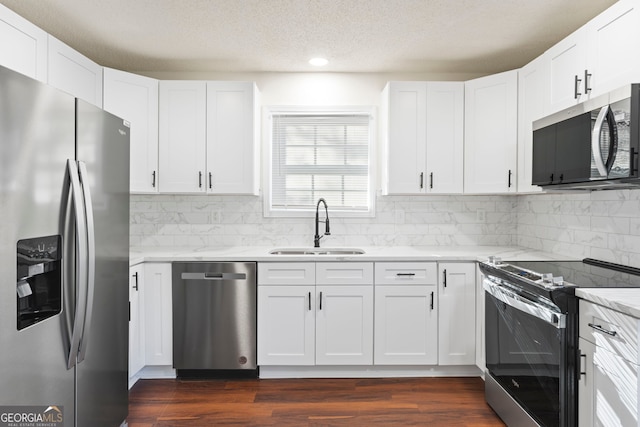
[0,66,76,418]
[75,100,130,427]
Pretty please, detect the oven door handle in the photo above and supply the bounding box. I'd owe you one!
[483,279,566,329]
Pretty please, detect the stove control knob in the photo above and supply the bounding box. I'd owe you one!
[553,276,564,286]
[488,256,502,265]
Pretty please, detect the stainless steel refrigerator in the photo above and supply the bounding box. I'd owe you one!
[0,65,129,426]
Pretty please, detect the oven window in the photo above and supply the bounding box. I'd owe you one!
[486,292,564,427]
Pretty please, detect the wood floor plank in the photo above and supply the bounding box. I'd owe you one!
[127,377,505,426]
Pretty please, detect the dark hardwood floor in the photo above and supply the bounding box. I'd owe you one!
[127,377,505,426]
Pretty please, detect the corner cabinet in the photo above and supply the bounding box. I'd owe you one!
[103,68,159,193]
[438,263,476,365]
[159,80,260,194]
[0,3,47,82]
[47,35,103,107]
[578,299,640,427]
[373,262,439,365]
[381,81,464,195]
[464,70,518,194]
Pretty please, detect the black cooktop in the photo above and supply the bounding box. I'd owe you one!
[479,258,640,312]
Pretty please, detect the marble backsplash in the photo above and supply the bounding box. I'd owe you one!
[131,189,640,267]
[130,194,517,249]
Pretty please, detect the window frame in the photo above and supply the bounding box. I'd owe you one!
[263,105,377,218]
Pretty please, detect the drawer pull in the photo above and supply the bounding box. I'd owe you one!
[396,273,415,276]
[588,323,617,337]
[579,352,587,377]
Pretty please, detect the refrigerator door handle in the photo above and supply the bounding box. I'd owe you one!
[76,161,96,364]
[66,159,89,369]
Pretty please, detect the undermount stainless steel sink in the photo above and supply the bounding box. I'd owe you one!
[269,248,365,255]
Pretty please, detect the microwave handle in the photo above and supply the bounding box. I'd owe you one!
[591,105,610,177]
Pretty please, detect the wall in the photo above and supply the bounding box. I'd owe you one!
[517,188,640,266]
[130,194,517,248]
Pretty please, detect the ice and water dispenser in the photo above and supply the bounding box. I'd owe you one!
[16,235,62,330]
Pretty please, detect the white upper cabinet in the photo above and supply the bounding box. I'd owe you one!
[382,81,464,195]
[103,68,159,194]
[47,35,103,107]
[159,80,259,194]
[0,4,47,82]
[206,82,260,194]
[585,0,640,97]
[544,0,640,113]
[464,70,518,194]
[517,56,546,193]
[158,80,207,193]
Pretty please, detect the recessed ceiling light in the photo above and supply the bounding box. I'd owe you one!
[309,57,329,67]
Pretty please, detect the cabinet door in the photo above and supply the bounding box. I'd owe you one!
[586,0,640,98]
[206,82,259,194]
[103,68,159,193]
[47,36,103,107]
[383,82,427,194]
[517,56,546,193]
[374,285,437,365]
[579,337,640,427]
[426,82,464,193]
[0,4,47,82]
[438,263,476,365]
[257,285,315,365]
[315,285,373,365]
[129,265,145,378]
[464,70,518,193]
[545,27,588,112]
[143,263,172,366]
[158,81,207,193]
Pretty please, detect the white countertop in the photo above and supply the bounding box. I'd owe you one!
[576,288,640,319]
[130,245,574,266]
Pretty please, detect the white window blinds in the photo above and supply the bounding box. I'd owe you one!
[270,112,371,213]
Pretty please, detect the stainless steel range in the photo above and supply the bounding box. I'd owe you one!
[479,257,640,427]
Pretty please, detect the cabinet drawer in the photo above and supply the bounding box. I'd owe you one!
[316,262,373,285]
[579,300,640,364]
[374,262,437,285]
[258,262,315,285]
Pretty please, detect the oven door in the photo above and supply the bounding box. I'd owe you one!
[484,278,569,427]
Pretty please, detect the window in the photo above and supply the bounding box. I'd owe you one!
[265,107,375,217]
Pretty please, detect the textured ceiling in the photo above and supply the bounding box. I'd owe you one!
[0,0,618,74]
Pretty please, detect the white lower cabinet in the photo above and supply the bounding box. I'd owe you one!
[438,263,476,365]
[316,285,373,365]
[257,262,373,366]
[374,262,438,365]
[257,285,315,365]
[129,264,145,380]
[143,262,173,366]
[578,299,640,427]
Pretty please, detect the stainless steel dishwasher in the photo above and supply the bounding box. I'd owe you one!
[172,262,257,376]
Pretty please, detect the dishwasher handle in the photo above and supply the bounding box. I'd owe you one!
[181,272,247,281]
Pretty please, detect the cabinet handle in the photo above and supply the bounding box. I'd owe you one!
[308,291,311,311]
[430,291,434,310]
[508,169,512,188]
[443,269,447,287]
[199,171,203,188]
[429,172,433,189]
[588,323,617,337]
[550,173,554,183]
[209,172,213,189]
[419,172,424,189]
[396,273,415,276]
[132,272,138,291]
[152,171,156,188]
[579,352,587,377]
[584,69,592,94]
[559,173,564,182]
[574,75,582,99]
[319,291,323,310]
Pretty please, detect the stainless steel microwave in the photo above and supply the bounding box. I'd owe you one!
[532,84,640,190]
